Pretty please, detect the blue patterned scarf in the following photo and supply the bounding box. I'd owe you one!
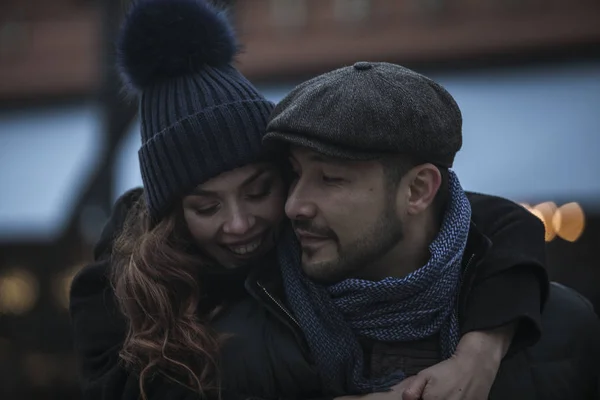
[277,171,471,395]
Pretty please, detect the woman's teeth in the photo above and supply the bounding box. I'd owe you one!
[228,238,263,255]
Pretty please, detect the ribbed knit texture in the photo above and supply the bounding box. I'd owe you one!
[138,65,274,219]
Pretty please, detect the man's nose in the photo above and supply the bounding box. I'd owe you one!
[285,181,318,221]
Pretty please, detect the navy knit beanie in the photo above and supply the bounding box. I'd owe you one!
[116,0,274,220]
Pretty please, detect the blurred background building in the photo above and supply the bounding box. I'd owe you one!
[1,0,599,398]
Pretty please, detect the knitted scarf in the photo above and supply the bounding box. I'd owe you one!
[277,171,471,395]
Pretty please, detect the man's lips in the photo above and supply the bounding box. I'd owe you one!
[294,230,330,244]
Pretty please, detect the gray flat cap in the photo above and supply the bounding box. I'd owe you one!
[263,62,462,168]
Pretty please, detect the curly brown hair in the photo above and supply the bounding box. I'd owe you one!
[111,195,224,400]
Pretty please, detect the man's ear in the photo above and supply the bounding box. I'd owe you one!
[403,164,442,216]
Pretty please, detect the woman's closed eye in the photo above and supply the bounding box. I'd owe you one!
[194,203,220,216]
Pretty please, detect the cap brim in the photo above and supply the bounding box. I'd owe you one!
[262,131,381,161]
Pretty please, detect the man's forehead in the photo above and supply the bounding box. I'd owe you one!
[288,146,383,174]
[289,146,351,165]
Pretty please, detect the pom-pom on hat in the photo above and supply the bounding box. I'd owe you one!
[117,0,275,220]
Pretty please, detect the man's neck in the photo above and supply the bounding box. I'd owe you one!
[367,213,439,281]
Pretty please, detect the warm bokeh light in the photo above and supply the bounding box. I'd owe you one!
[533,202,558,241]
[520,201,585,243]
[0,269,39,315]
[552,202,586,242]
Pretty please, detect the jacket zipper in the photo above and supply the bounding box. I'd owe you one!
[456,252,476,322]
[255,281,316,363]
[256,281,301,329]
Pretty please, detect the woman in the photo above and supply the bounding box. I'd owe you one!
[69,1,547,399]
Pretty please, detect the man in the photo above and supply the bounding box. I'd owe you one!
[262,61,600,399]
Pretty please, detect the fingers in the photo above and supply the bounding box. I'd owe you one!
[401,375,428,400]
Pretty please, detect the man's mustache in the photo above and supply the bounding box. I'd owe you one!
[292,220,338,241]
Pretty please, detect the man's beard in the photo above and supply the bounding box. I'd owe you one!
[298,199,404,284]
